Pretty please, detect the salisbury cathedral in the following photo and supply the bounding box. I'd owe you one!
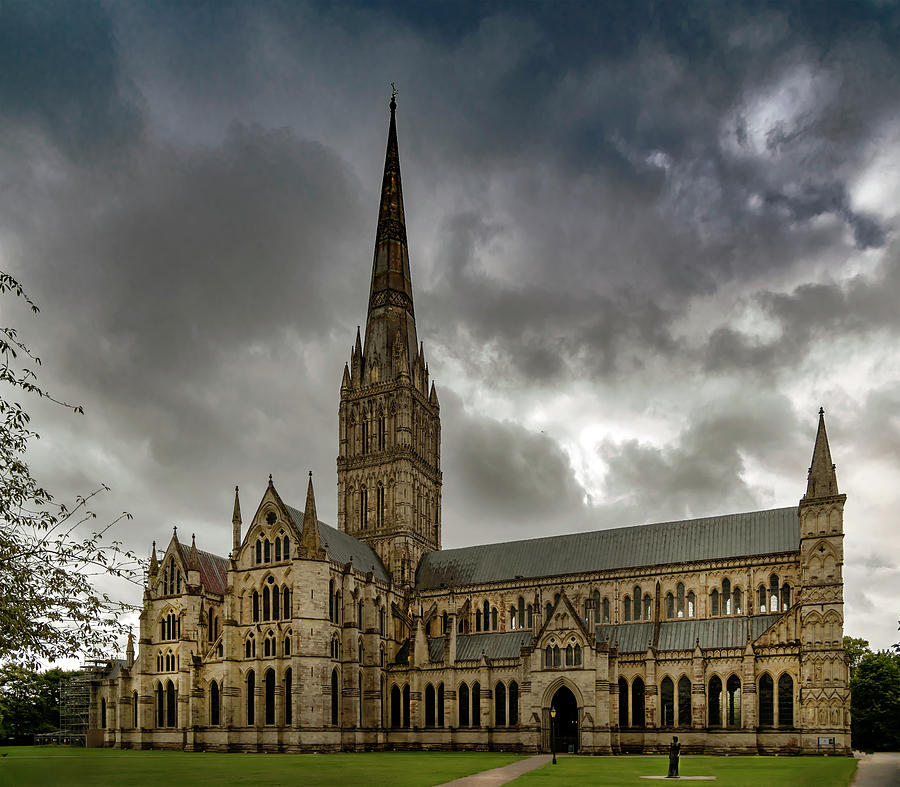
[92,97,851,755]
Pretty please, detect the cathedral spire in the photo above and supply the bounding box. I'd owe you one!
[300,471,324,558]
[805,407,839,499]
[232,485,242,553]
[364,92,418,377]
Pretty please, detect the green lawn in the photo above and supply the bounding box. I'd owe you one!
[0,748,860,787]
[0,748,525,787]
[512,755,858,787]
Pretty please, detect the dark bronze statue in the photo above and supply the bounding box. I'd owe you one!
[667,735,680,778]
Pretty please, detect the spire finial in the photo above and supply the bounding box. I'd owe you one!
[805,407,839,499]
[268,473,273,485]
[390,82,398,112]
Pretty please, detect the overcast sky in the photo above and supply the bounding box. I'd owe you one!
[2,1,899,652]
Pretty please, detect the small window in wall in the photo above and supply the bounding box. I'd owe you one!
[331,669,339,726]
[285,668,293,725]
[758,585,767,613]
[778,674,794,727]
[687,591,695,618]
[458,683,469,727]
[660,677,674,727]
[631,678,645,729]
[425,684,436,726]
[725,674,741,727]
[666,593,675,619]
[677,676,691,726]
[711,589,720,616]
[759,674,774,726]
[781,583,791,611]
[210,681,220,726]
[495,682,506,726]
[624,596,632,622]
[676,583,685,618]
[643,594,652,620]
[708,675,722,726]
[722,579,732,614]
[770,574,780,613]
[602,597,610,623]
[733,587,743,615]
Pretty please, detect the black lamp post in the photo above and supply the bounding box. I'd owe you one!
[550,705,557,765]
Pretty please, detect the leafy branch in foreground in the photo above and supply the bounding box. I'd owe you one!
[0,272,142,667]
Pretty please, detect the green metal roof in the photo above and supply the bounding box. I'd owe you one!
[416,507,798,589]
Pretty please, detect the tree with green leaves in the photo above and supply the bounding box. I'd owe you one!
[0,272,141,667]
[0,665,66,740]
[849,650,900,751]
[843,636,871,678]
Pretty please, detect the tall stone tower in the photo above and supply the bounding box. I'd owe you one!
[337,95,442,586]
[797,408,850,746]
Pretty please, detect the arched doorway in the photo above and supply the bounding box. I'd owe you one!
[550,685,579,753]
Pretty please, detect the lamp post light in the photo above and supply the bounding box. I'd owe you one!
[550,705,557,765]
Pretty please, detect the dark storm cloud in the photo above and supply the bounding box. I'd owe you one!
[596,393,801,523]
[0,0,142,156]
[4,1,900,649]
[705,242,900,375]
[440,389,591,545]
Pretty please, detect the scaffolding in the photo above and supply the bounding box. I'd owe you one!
[59,660,107,746]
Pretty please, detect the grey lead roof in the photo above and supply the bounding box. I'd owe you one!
[416,507,799,588]
[424,614,784,661]
[428,631,535,662]
[285,506,390,583]
[595,614,783,653]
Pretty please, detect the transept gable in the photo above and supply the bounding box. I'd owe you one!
[534,590,592,647]
[238,477,302,564]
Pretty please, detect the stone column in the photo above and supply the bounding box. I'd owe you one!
[691,640,706,730]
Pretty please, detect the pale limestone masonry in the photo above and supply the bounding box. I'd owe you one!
[92,99,851,756]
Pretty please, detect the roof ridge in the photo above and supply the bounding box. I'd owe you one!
[428,505,797,556]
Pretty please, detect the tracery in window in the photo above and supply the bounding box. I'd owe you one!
[264,631,275,657]
[245,633,256,658]
[376,483,385,528]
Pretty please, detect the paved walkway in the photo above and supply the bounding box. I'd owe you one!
[853,752,900,786]
[433,754,557,787]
